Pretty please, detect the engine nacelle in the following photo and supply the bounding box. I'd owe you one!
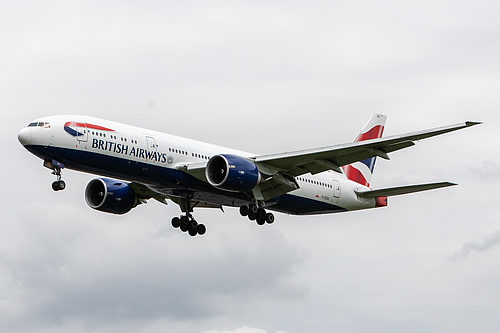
[206,154,261,192]
[85,178,137,214]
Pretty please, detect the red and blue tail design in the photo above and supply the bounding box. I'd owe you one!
[343,114,387,187]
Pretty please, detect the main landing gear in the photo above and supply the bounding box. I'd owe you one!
[239,204,274,225]
[51,166,66,191]
[171,214,206,237]
[171,197,206,237]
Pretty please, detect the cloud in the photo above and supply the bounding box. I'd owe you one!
[3,0,500,332]
[459,161,500,182]
[201,327,287,333]
[451,230,500,260]
[0,201,307,331]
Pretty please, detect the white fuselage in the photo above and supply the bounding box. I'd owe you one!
[18,115,378,215]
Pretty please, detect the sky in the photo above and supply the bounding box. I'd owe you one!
[1,0,499,332]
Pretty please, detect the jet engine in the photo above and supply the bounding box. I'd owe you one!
[85,178,138,214]
[206,154,261,192]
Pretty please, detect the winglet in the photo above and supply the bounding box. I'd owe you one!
[465,121,482,127]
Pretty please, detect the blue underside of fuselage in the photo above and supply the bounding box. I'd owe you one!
[25,145,347,215]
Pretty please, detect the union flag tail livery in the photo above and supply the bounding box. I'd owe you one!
[343,114,387,187]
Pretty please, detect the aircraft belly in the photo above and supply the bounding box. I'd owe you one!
[25,144,252,205]
[26,144,354,215]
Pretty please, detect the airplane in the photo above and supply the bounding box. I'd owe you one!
[18,114,480,236]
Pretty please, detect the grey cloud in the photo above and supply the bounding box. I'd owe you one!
[0,201,307,331]
[2,0,500,332]
[459,161,500,182]
[201,327,282,333]
[451,230,500,260]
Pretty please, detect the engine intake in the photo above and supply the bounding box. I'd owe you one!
[85,178,138,214]
[206,154,261,192]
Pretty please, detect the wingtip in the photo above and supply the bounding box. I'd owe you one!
[465,121,483,126]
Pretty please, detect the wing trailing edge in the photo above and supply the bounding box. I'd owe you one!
[355,182,457,198]
[253,120,481,177]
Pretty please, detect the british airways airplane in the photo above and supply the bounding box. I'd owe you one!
[18,114,479,236]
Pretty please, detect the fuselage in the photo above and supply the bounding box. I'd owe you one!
[18,115,378,215]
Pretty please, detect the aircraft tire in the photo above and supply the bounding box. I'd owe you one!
[265,213,275,224]
[57,180,66,190]
[257,207,266,220]
[52,181,60,191]
[256,217,265,225]
[249,204,259,216]
[239,205,249,216]
[188,219,198,231]
[171,217,181,228]
[197,224,206,235]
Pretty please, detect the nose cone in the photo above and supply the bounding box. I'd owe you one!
[18,127,32,146]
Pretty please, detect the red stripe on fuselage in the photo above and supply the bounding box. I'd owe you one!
[355,125,384,142]
[64,122,115,132]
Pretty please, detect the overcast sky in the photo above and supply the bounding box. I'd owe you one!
[1,1,499,332]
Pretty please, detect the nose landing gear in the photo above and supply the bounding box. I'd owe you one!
[51,167,66,191]
[45,159,66,191]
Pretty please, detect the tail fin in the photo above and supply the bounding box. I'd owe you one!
[343,114,387,187]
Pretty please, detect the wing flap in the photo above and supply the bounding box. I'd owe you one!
[355,182,457,198]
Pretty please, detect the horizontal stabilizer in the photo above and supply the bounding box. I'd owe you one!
[355,182,457,198]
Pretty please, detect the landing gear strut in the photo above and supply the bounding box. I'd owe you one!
[51,165,66,191]
[239,204,274,225]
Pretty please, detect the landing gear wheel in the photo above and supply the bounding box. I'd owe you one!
[248,204,259,216]
[239,205,249,217]
[172,213,206,236]
[196,224,206,235]
[256,217,266,225]
[188,219,198,231]
[171,217,181,228]
[265,213,275,224]
[52,180,66,191]
[257,207,266,220]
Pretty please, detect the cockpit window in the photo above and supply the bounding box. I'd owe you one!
[28,122,51,128]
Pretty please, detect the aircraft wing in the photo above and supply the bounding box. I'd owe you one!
[355,182,456,198]
[180,120,479,201]
[253,121,481,177]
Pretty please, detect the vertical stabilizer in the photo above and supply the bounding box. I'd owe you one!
[343,114,387,187]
